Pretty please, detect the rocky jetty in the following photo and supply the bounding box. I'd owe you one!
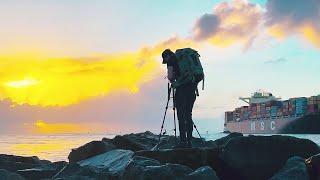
[1,131,320,180]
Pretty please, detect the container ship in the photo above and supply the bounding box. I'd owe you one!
[224,92,320,134]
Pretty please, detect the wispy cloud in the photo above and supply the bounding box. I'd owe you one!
[265,57,287,64]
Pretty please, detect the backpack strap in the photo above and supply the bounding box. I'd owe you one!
[202,75,205,90]
[195,87,199,97]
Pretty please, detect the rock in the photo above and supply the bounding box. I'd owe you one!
[78,149,134,177]
[186,166,220,180]
[0,161,40,172]
[17,161,67,180]
[269,156,309,180]
[18,168,57,180]
[127,163,193,180]
[0,169,25,180]
[213,132,243,147]
[0,154,43,165]
[122,156,161,179]
[0,154,50,172]
[305,153,320,180]
[68,141,116,163]
[53,163,108,180]
[110,131,159,151]
[135,147,242,180]
[221,135,320,180]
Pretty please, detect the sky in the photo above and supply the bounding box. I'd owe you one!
[0,0,319,135]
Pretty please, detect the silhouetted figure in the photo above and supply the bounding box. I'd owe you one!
[162,48,204,148]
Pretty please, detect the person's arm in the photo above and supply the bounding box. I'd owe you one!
[167,65,175,83]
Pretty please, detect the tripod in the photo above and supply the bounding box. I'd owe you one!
[158,83,203,144]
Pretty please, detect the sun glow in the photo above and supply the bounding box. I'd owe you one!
[0,51,160,107]
[5,79,40,88]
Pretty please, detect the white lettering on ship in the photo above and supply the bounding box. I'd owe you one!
[260,122,264,131]
[270,121,276,130]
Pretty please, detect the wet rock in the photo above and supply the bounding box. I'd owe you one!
[135,163,193,180]
[17,161,67,180]
[0,154,43,165]
[269,156,309,180]
[110,131,159,151]
[68,141,116,163]
[186,166,220,180]
[221,135,320,180]
[213,132,243,147]
[0,169,25,180]
[0,155,47,172]
[78,149,134,177]
[0,161,40,172]
[135,147,241,180]
[53,163,108,180]
[122,156,161,179]
[305,153,320,180]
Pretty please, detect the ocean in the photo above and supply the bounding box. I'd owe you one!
[0,133,320,162]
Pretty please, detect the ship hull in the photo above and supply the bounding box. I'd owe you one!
[225,113,320,134]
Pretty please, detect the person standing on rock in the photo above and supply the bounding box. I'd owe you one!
[162,48,204,148]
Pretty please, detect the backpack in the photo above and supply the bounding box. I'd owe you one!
[175,48,205,90]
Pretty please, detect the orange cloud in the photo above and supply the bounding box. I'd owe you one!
[193,0,263,48]
[265,0,320,48]
[0,35,194,107]
[0,51,159,106]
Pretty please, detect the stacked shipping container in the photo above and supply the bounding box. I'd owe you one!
[225,95,320,122]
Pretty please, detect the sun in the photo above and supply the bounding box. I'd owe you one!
[4,78,39,88]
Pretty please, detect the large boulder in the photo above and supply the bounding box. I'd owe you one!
[269,156,309,180]
[109,131,159,151]
[0,161,40,172]
[213,132,243,147]
[0,154,47,172]
[305,153,320,180]
[68,141,116,163]
[122,156,161,179]
[0,169,25,180]
[78,149,134,177]
[17,161,67,180]
[53,163,109,180]
[0,154,43,165]
[186,166,220,180]
[221,135,320,180]
[135,147,242,180]
[131,163,193,180]
[153,136,217,150]
[123,156,220,180]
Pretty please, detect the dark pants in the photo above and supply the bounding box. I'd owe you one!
[174,82,197,143]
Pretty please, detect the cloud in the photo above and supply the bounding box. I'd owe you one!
[265,0,320,47]
[191,0,320,49]
[264,57,287,64]
[193,0,263,47]
[0,34,194,107]
[0,51,159,107]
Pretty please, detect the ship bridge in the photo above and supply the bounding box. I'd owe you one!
[239,91,281,105]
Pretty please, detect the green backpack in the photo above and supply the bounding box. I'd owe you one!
[174,48,205,90]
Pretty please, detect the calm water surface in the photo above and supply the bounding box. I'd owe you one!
[0,133,319,162]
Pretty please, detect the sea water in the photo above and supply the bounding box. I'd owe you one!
[0,133,319,162]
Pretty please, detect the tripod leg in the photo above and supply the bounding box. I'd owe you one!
[172,88,177,141]
[193,121,205,144]
[158,86,172,143]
